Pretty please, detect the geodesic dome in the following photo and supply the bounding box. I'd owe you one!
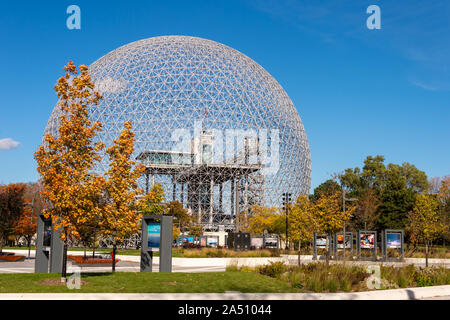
[44,35,311,228]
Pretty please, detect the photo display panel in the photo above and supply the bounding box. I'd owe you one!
[360,233,375,249]
[207,236,218,247]
[337,234,352,249]
[387,232,402,248]
[264,237,278,248]
[316,235,327,248]
[147,222,161,248]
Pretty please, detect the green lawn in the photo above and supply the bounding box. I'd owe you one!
[0,272,300,293]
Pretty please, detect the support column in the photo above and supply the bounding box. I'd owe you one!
[198,184,202,224]
[244,176,248,210]
[172,175,176,201]
[244,175,248,230]
[181,183,184,206]
[219,183,223,213]
[145,172,149,194]
[230,179,235,224]
[235,178,240,231]
[209,178,214,224]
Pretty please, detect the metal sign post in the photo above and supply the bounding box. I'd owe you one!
[313,233,329,260]
[35,214,50,273]
[333,232,353,260]
[35,214,63,273]
[49,222,64,273]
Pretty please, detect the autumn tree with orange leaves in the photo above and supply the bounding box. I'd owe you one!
[99,121,144,272]
[14,199,37,249]
[34,61,104,282]
[0,184,25,253]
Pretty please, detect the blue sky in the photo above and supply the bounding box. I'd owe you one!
[0,0,449,192]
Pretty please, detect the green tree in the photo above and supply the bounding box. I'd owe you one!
[407,194,447,267]
[338,155,428,233]
[247,206,284,236]
[436,176,450,245]
[188,224,203,238]
[312,192,353,265]
[377,167,416,230]
[139,184,165,215]
[289,195,317,264]
[166,201,192,232]
[310,179,341,202]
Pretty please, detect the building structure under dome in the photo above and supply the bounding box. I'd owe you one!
[44,35,311,232]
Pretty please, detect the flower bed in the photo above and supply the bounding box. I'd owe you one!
[0,255,25,262]
[67,255,120,264]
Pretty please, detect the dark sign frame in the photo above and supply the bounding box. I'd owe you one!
[382,229,404,261]
[35,214,63,273]
[313,233,332,260]
[356,230,377,261]
[141,215,173,272]
[333,232,353,257]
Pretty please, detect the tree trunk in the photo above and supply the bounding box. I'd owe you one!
[425,241,429,268]
[325,234,330,267]
[27,236,31,259]
[61,242,68,283]
[298,236,301,266]
[84,247,87,259]
[112,243,117,272]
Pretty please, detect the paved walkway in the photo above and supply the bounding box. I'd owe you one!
[0,259,225,274]
[0,285,449,300]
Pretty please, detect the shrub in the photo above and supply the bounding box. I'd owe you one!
[415,267,450,287]
[325,279,339,293]
[257,261,286,278]
[225,264,239,272]
[339,277,352,292]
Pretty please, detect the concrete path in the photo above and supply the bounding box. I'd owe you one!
[0,285,448,300]
[0,259,225,274]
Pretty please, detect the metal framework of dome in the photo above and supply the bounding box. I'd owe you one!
[44,35,311,232]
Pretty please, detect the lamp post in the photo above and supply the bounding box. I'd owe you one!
[342,190,357,262]
[282,192,292,250]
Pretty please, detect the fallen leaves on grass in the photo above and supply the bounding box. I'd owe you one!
[162,281,184,286]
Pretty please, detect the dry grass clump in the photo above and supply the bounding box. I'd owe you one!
[230,261,450,293]
[279,263,368,292]
[381,264,450,288]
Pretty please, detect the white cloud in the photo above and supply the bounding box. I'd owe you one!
[0,138,20,150]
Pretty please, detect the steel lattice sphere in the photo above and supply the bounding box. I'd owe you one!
[44,36,311,226]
